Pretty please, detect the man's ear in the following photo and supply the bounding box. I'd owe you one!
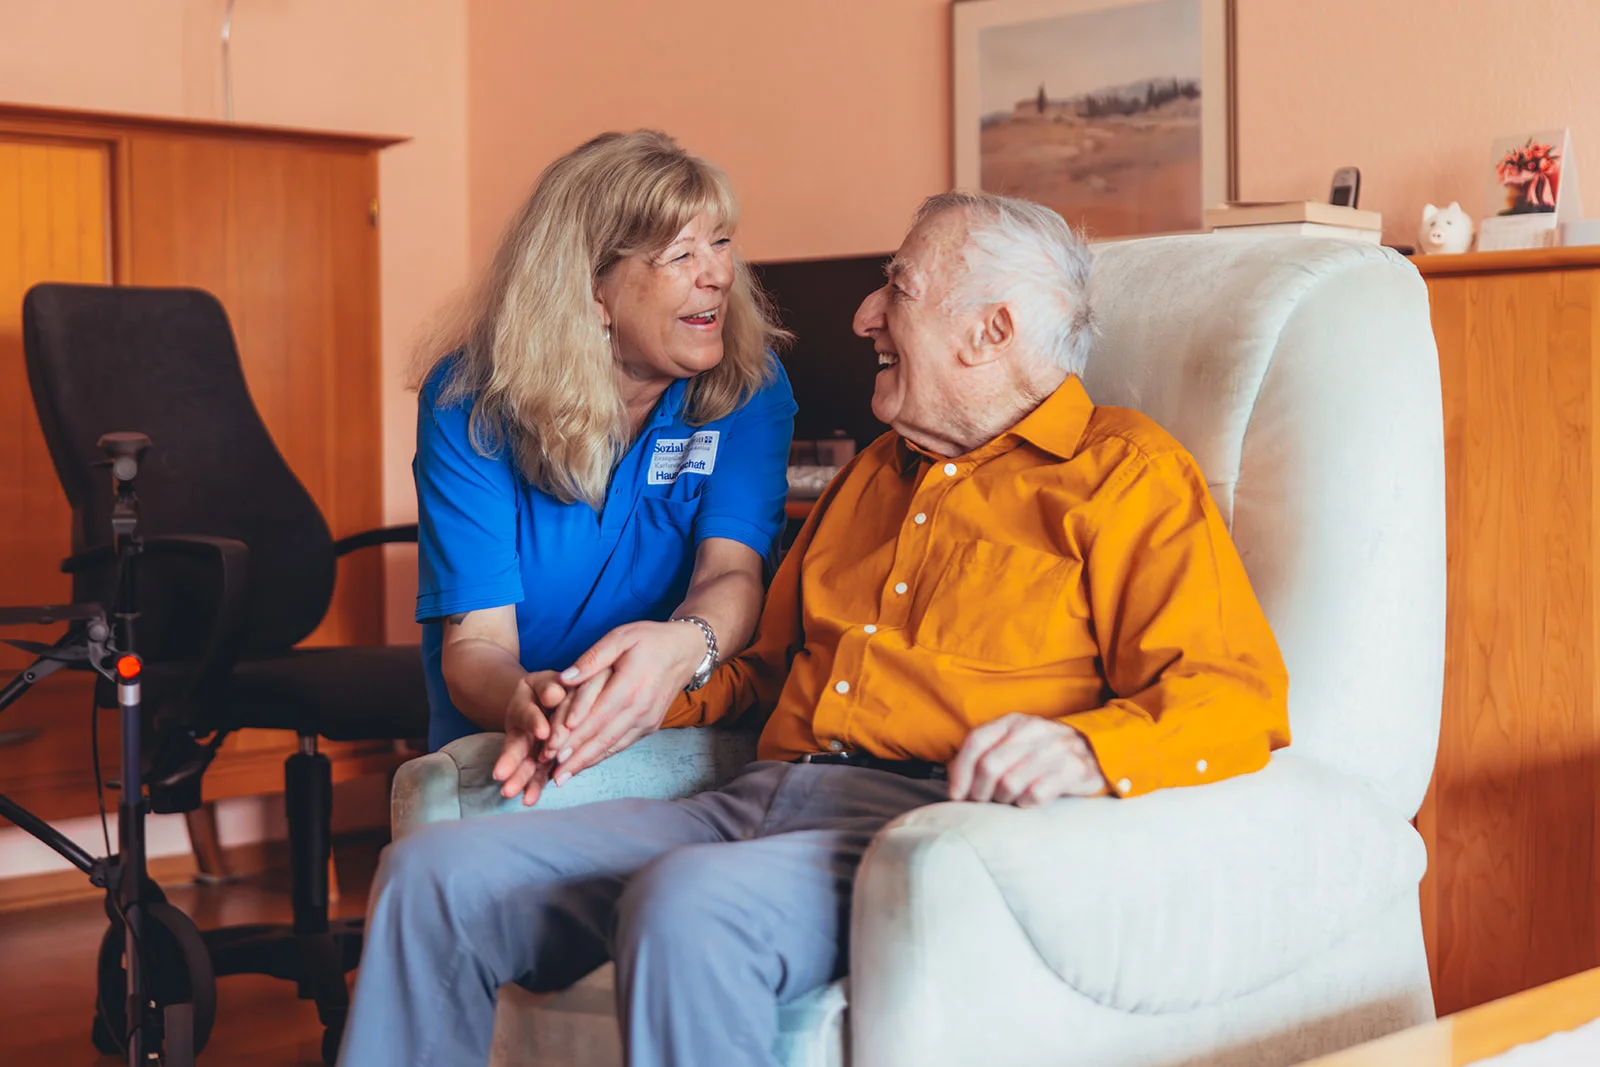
[959,305,1014,367]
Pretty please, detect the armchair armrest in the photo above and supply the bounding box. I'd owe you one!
[392,725,761,839]
[850,752,1425,1033]
[333,523,418,557]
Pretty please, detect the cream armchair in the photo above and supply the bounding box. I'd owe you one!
[389,234,1445,1067]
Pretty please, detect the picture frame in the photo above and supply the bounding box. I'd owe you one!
[1477,127,1583,252]
[952,0,1237,239]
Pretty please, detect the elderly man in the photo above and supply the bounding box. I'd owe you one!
[339,192,1289,1066]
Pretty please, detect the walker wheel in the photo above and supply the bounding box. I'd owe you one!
[92,902,217,1056]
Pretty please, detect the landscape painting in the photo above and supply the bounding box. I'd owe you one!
[954,0,1233,240]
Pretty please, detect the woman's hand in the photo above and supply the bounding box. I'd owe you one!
[541,620,707,783]
[491,669,568,805]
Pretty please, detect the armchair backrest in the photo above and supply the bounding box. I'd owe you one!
[1085,236,1445,817]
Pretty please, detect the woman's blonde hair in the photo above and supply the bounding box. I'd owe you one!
[415,130,789,508]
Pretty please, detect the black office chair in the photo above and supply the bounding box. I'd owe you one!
[22,283,430,1064]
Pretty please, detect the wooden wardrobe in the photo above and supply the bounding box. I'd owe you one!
[0,103,406,823]
[1415,246,1600,1016]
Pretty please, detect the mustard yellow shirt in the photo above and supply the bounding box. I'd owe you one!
[667,376,1290,797]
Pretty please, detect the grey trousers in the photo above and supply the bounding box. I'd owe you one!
[338,760,947,1067]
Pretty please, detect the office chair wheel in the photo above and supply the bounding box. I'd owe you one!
[92,902,218,1056]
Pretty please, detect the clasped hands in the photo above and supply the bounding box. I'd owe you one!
[492,619,708,806]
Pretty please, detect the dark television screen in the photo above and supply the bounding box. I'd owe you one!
[752,254,892,451]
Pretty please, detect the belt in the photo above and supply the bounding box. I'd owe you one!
[793,751,948,781]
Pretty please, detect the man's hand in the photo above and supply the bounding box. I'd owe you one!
[946,714,1106,807]
[541,620,706,783]
[491,669,568,805]
[540,666,612,765]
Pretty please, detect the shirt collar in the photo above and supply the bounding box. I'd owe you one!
[646,378,691,430]
[894,375,1096,472]
[1007,374,1095,461]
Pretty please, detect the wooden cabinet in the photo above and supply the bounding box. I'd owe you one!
[1415,246,1600,1016]
[0,104,406,821]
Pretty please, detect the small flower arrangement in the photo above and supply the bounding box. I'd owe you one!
[1495,139,1561,215]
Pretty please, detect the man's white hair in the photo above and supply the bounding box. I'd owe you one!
[915,191,1095,376]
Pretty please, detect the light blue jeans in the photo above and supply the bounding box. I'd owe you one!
[338,761,945,1066]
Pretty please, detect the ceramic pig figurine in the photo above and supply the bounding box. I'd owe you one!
[1418,202,1475,254]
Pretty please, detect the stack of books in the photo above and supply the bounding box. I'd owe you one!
[1205,201,1383,244]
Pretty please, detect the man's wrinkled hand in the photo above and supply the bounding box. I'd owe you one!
[946,714,1106,807]
[540,667,612,770]
[491,669,568,805]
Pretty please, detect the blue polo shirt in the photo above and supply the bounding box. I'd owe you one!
[414,358,797,750]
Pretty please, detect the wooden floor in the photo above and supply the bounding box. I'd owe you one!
[0,836,381,1066]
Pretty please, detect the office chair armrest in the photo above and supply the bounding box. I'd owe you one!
[62,535,252,695]
[333,524,418,557]
[63,534,250,578]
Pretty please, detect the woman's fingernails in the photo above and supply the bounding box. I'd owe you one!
[560,668,579,682]
[558,747,573,763]
[555,771,571,787]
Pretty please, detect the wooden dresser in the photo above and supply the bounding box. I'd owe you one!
[1414,246,1600,1015]
[0,103,408,823]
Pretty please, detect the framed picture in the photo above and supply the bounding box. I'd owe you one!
[1478,128,1584,251]
[1489,129,1567,217]
[953,0,1236,239]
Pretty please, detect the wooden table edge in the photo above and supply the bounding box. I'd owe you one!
[1300,967,1600,1066]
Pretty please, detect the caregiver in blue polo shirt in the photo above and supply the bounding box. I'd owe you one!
[412,130,795,801]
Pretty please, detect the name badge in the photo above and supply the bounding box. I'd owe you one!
[648,431,719,485]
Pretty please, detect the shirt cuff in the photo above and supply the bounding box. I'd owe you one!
[1061,704,1272,798]
[662,691,701,729]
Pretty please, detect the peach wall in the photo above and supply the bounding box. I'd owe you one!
[466,0,952,265]
[1237,0,1600,246]
[468,0,1600,260]
[0,0,469,644]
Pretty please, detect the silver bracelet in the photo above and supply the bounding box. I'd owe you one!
[669,615,719,691]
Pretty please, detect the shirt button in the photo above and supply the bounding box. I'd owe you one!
[1196,759,1208,774]
[863,624,878,634]
[835,680,850,695]
[943,462,958,477]
[894,582,908,595]
[914,512,927,525]
[828,740,844,752]
[1117,777,1133,794]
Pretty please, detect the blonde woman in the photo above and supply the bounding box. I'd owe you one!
[412,131,795,800]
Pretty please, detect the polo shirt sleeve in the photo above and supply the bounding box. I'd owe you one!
[413,372,524,622]
[691,359,798,568]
